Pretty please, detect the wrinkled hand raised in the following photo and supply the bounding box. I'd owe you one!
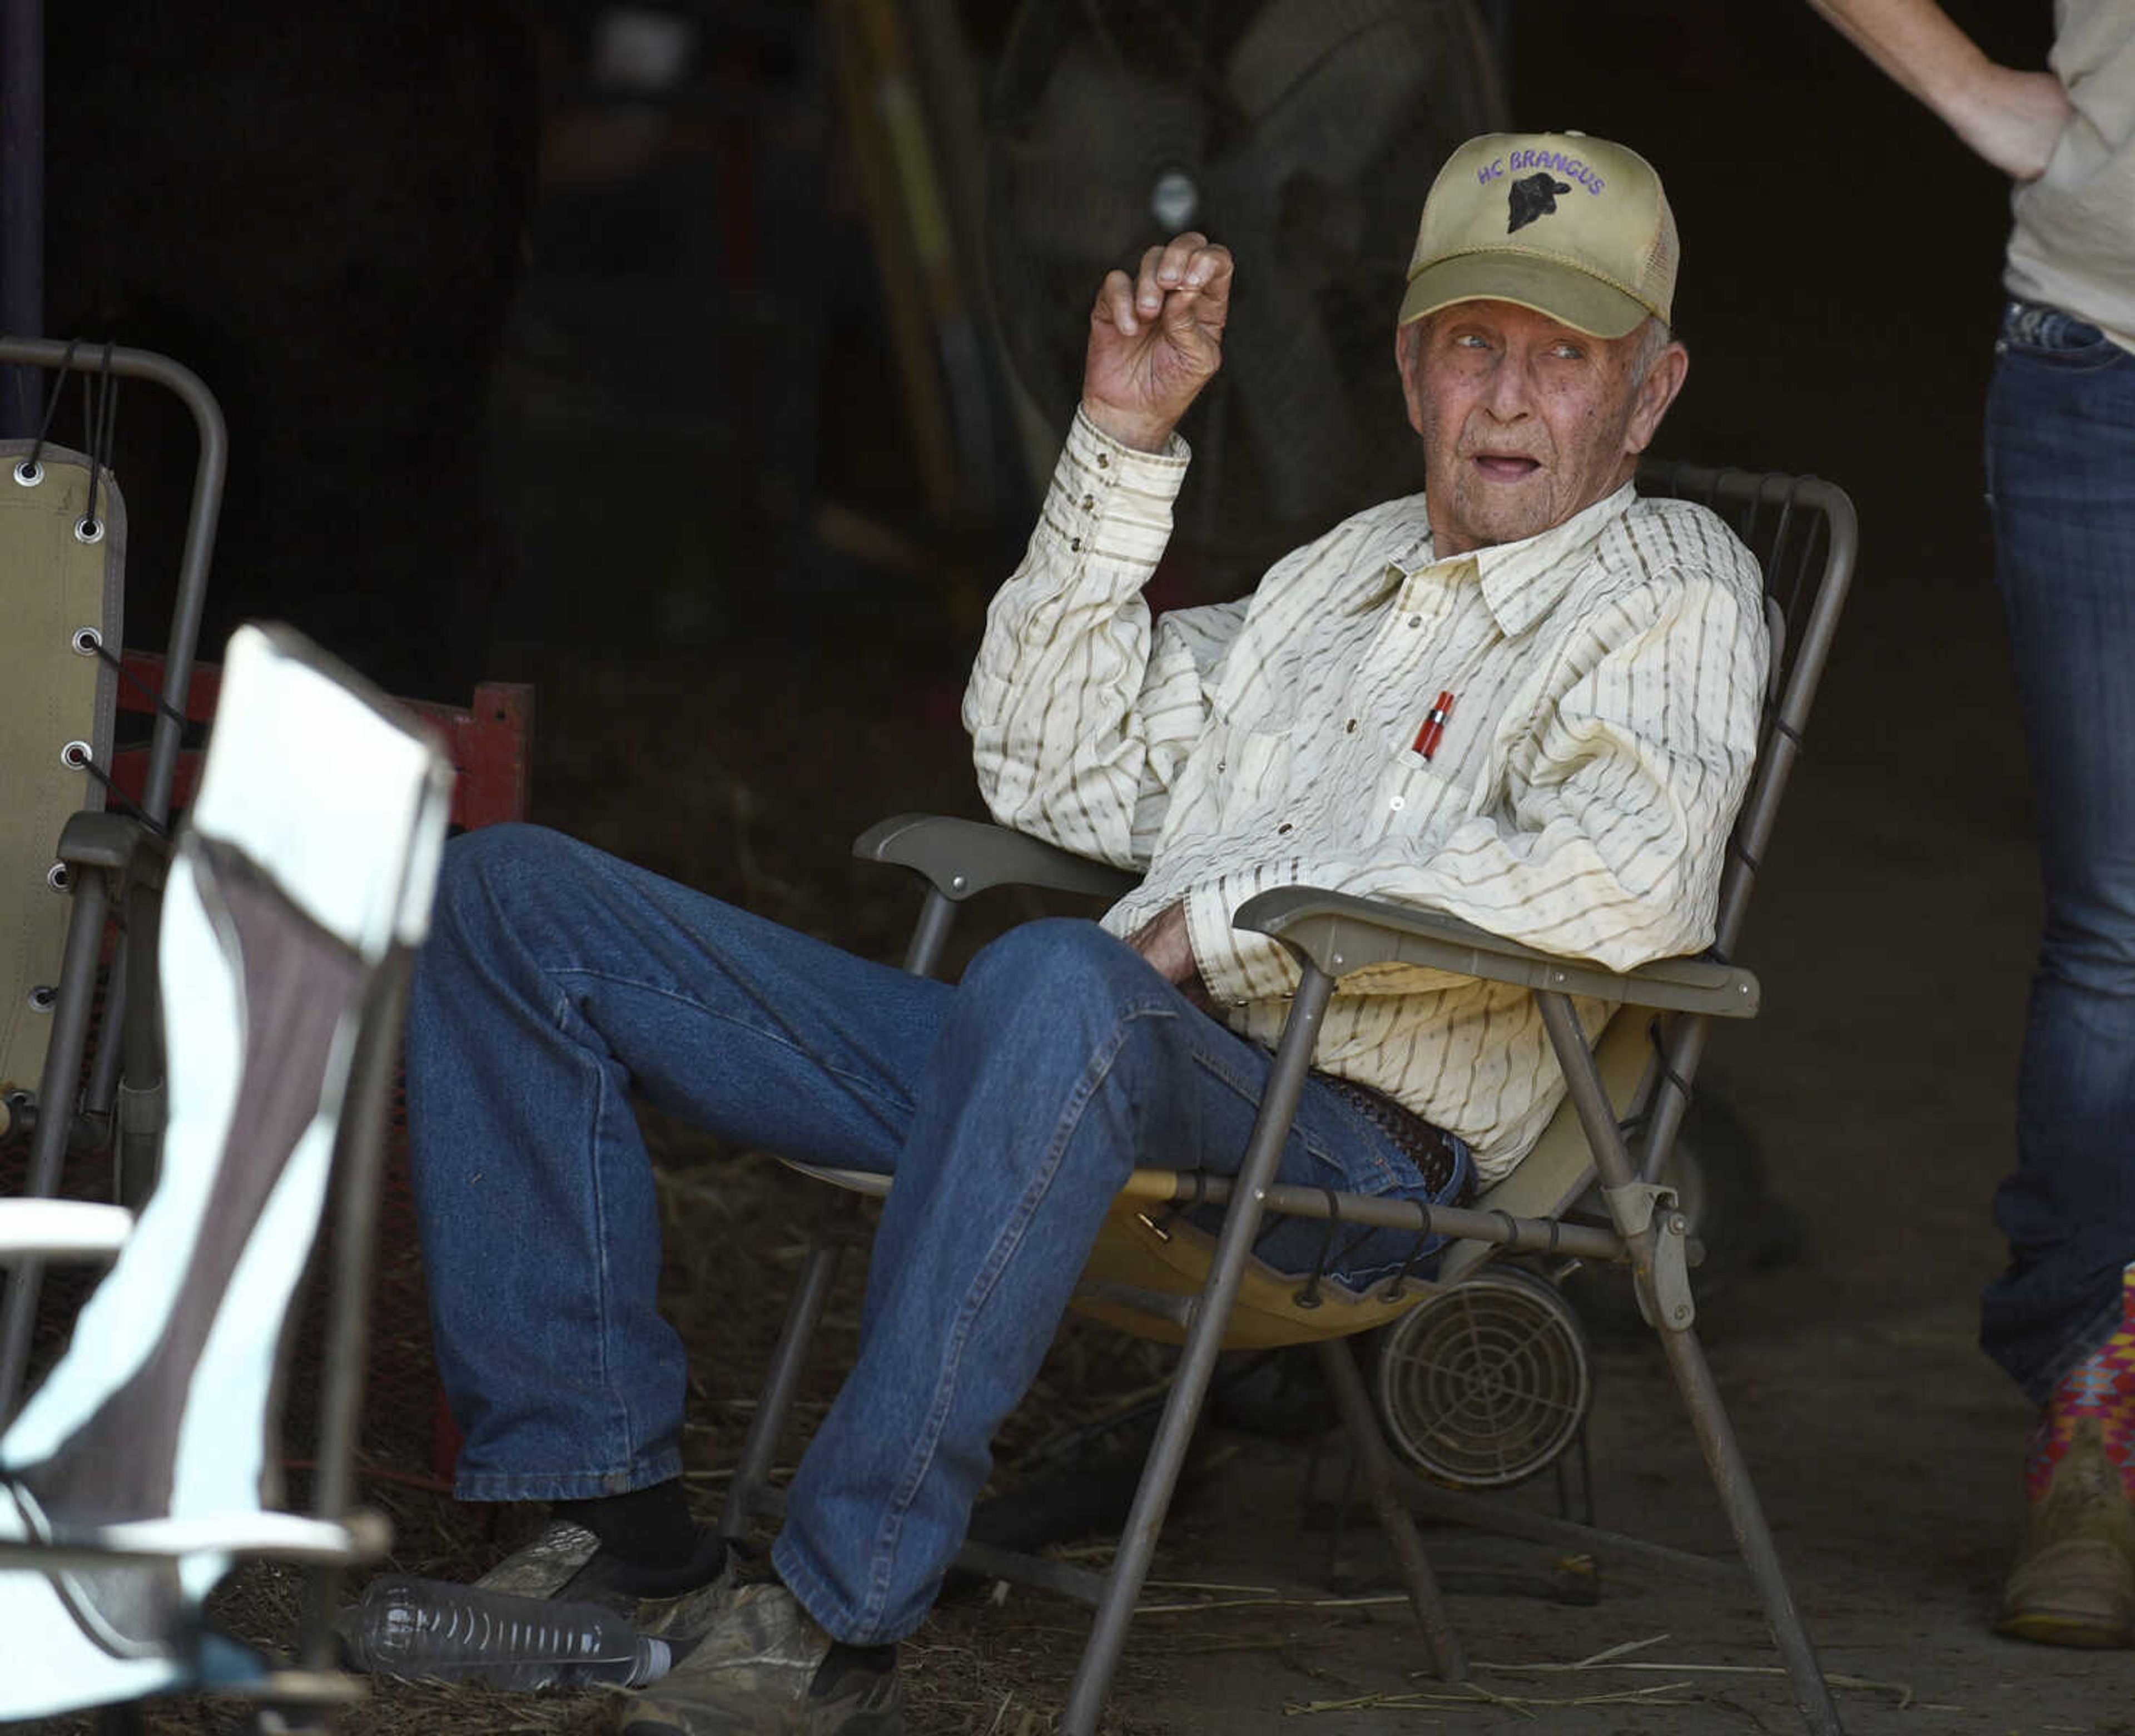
[1081,233,1233,454]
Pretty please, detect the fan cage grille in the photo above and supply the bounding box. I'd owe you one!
[1373,1266,1592,1490]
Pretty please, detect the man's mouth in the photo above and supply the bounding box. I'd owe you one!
[1471,453,1542,481]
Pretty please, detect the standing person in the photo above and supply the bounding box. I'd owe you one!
[403,130,1767,1733]
[1809,0,2135,1647]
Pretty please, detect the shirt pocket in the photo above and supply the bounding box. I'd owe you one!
[1211,718,1297,829]
[1372,747,1474,841]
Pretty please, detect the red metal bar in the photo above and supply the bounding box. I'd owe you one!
[108,651,533,832]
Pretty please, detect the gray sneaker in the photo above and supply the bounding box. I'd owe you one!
[478,1518,738,1643]
[618,1576,902,1735]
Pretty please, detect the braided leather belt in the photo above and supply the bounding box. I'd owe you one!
[1312,1071,1471,1201]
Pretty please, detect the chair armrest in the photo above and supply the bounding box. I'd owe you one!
[1233,886,1760,1019]
[0,1200,134,1261]
[0,1509,392,1569]
[854,814,1140,902]
[57,810,169,881]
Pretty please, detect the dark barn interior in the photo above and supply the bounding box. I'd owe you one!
[4,1,2122,1730]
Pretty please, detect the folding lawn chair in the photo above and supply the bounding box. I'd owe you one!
[0,337,229,1415]
[723,461,1856,1736]
[0,621,454,1727]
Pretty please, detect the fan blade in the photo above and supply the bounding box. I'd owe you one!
[1215,256,1377,527]
[994,40,1208,257]
[1225,6,1441,190]
[1227,0,1450,126]
[1189,1,1469,530]
[995,137,1161,262]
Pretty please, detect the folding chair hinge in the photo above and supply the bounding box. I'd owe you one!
[1600,1182,1695,1333]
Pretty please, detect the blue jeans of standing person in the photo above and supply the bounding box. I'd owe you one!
[404,822,1472,1645]
[1978,300,2135,1404]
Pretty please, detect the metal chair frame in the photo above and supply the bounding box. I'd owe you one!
[0,338,227,1418]
[723,462,1856,1736]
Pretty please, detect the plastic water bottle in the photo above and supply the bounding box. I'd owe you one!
[340,1575,672,1690]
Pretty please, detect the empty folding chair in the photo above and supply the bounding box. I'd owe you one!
[0,622,454,1726]
[0,338,229,1416]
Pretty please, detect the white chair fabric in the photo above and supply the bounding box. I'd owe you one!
[0,623,451,1720]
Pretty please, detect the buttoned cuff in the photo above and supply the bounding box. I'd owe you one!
[1023,408,1192,572]
[1070,403,1190,473]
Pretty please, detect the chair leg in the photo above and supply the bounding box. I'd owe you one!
[1535,991,1844,1736]
[1313,1337,1466,1681]
[1059,967,1337,1736]
[720,1216,849,1542]
[1655,1318,1844,1736]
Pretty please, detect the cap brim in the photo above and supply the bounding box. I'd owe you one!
[1397,252,1654,339]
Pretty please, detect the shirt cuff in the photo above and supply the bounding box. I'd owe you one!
[1185,873,1298,1008]
[1019,408,1189,571]
[1071,402,1191,473]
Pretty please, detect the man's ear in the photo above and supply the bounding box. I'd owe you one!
[1394,320,1428,437]
[1624,340,1689,458]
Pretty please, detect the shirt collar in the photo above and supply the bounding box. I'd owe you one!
[1414,482,1639,637]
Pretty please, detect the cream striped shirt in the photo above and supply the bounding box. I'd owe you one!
[965,410,1768,1178]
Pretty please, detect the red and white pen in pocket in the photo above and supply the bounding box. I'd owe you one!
[1411,690,1456,761]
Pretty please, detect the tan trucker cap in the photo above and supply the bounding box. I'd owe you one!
[1398,131,1677,339]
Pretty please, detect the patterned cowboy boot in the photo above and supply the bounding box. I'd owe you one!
[1999,1266,2135,1646]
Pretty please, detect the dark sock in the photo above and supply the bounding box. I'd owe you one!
[813,1639,897,1699]
[824,1641,896,1674]
[553,1479,696,1572]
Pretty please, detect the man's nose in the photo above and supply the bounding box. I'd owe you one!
[1482,353,1535,419]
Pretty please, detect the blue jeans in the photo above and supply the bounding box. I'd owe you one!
[405,823,1471,1643]
[1979,300,2135,1403]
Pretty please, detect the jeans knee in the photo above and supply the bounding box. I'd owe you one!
[431,823,579,949]
[958,919,1159,1036]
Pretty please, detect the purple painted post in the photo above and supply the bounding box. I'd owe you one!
[1,0,43,436]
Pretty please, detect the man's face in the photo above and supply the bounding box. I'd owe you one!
[1396,300,1687,558]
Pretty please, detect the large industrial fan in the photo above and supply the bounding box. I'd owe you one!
[983,0,1506,594]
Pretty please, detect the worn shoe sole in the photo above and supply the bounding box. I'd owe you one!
[1998,1538,2135,1649]
[618,1580,902,1735]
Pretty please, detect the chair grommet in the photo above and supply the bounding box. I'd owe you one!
[75,517,105,545]
[46,862,69,892]
[71,626,101,656]
[13,459,42,487]
[28,986,56,1014]
[60,740,92,770]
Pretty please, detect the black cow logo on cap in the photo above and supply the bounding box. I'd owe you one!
[1507,171,1573,233]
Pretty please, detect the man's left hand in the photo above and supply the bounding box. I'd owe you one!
[1128,901,1212,1008]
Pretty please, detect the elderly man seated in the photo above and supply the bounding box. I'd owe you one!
[403,128,1766,1735]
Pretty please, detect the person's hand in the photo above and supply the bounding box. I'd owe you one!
[1081,234,1233,454]
[1127,901,1212,1009]
[1953,63,2072,181]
